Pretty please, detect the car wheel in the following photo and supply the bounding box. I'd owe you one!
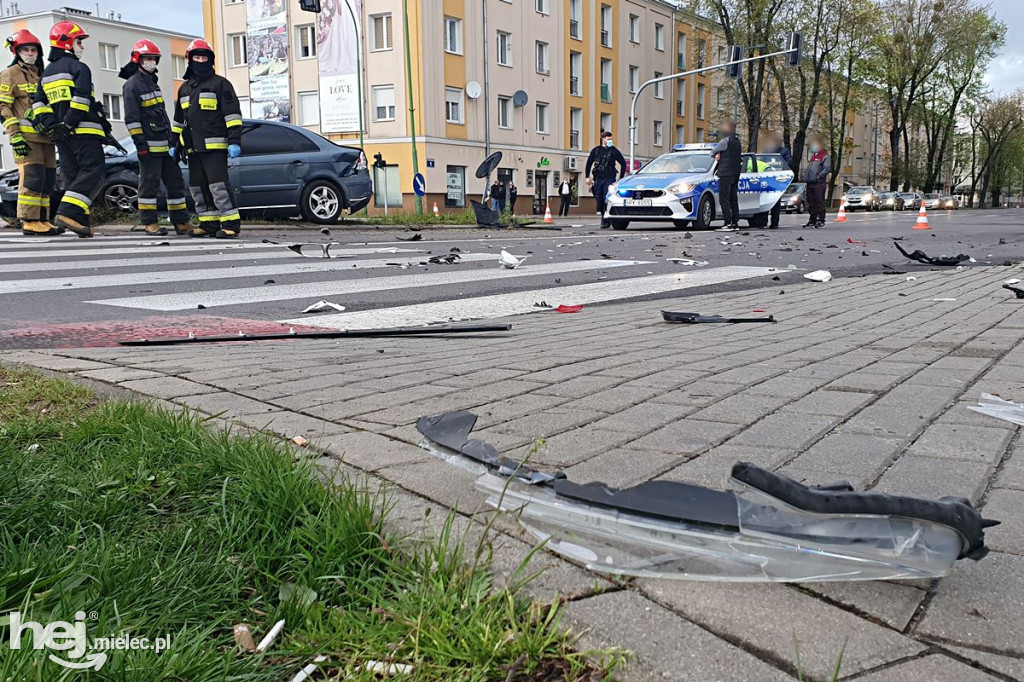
[610,219,630,230]
[101,182,139,213]
[300,179,344,224]
[748,212,769,228]
[673,219,690,229]
[694,194,714,230]
[796,203,804,214]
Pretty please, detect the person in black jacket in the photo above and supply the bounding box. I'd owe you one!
[765,133,794,229]
[585,130,627,228]
[120,39,190,236]
[33,20,107,238]
[710,121,742,230]
[172,39,243,239]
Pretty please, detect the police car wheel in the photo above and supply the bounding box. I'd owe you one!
[610,220,629,230]
[694,195,714,230]
[301,180,343,224]
[673,220,690,229]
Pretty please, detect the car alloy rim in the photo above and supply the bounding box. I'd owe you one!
[702,200,711,224]
[106,184,138,211]
[310,185,339,219]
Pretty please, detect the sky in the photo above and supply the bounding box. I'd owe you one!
[986,0,1023,95]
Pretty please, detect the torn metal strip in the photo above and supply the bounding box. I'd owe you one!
[119,323,513,346]
[662,311,776,324]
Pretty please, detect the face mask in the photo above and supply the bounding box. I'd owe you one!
[19,52,36,65]
[810,144,821,153]
[73,42,85,58]
[605,140,613,148]
[141,59,157,73]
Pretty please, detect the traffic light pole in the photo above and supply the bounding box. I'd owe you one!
[628,47,796,174]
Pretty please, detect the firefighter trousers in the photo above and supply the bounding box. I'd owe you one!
[138,154,189,226]
[15,142,57,222]
[55,136,106,228]
[187,151,240,233]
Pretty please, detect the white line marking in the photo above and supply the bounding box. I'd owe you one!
[0,242,289,259]
[0,235,176,245]
[0,253,496,294]
[88,260,651,310]
[278,267,780,329]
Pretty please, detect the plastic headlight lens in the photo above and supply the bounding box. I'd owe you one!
[667,181,695,194]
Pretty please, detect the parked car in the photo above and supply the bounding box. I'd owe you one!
[602,143,794,230]
[939,195,959,210]
[844,186,880,211]
[782,182,806,214]
[0,120,372,224]
[901,192,923,211]
[923,193,944,210]
[878,191,905,211]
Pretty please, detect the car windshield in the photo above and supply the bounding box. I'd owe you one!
[104,136,135,156]
[783,183,805,195]
[925,193,941,199]
[639,152,714,175]
[848,187,872,194]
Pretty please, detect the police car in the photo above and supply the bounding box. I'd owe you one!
[603,143,795,230]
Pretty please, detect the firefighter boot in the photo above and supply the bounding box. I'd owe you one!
[215,228,239,240]
[174,223,190,236]
[21,220,61,236]
[144,224,168,236]
[54,215,94,239]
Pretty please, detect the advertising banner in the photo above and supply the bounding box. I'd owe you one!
[246,0,291,122]
[316,0,361,133]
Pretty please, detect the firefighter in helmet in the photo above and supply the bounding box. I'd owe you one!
[32,20,107,238]
[120,39,190,236]
[172,38,242,239]
[0,29,58,235]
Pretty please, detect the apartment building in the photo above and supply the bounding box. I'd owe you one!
[202,0,725,213]
[0,6,199,169]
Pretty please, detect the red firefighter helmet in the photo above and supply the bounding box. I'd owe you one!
[186,38,214,59]
[130,39,161,63]
[49,21,88,51]
[5,29,42,55]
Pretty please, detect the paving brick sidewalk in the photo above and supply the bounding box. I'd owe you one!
[6,267,1024,681]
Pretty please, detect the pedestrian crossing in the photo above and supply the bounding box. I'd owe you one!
[1,232,781,334]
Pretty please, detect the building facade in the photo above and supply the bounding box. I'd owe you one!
[202,0,726,214]
[0,6,200,170]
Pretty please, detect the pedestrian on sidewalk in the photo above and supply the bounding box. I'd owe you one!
[710,121,742,230]
[508,180,518,214]
[558,176,572,216]
[489,178,502,213]
[585,130,627,228]
[803,133,831,229]
[764,133,793,229]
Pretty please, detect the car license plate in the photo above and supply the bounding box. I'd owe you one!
[624,199,652,207]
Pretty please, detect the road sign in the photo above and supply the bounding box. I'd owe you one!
[413,173,426,197]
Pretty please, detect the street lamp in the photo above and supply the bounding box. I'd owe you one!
[342,0,366,214]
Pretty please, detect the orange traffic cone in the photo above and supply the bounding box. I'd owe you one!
[543,204,554,224]
[913,202,931,230]
[433,202,439,217]
[835,200,847,223]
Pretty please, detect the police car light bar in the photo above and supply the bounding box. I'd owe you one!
[673,143,716,151]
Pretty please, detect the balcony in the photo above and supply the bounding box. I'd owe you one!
[570,76,581,96]
[570,130,581,149]
[569,19,581,39]
[601,83,612,103]
[601,30,611,47]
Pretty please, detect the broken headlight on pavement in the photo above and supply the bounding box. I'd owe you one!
[417,412,997,583]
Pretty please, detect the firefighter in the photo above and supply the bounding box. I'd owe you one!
[172,39,242,239]
[0,29,58,235]
[33,20,106,238]
[120,39,189,236]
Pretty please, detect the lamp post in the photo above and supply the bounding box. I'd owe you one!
[402,0,423,214]
[342,0,366,213]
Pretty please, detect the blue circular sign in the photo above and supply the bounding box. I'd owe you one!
[413,173,426,197]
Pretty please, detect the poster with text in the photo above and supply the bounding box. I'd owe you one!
[246,0,290,122]
[316,0,361,133]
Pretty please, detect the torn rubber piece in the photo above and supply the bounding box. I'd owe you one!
[119,323,512,346]
[398,233,423,241]
[1003,284,1024,299]
[893,240,970,266]
[662,311,775,324]
[554,304,583,313]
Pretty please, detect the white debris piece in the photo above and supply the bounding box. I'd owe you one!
[291,655,328,682]
[1005,278,1021,285]
[301,300,346,313]
[906,276,917,281]
[359,661,414,677]
[804,270,832,283]
[498,250,528,269]
[255,619,285,653]
[969,393,1024,427]
[931,298,957,302]
[668,258,709,267]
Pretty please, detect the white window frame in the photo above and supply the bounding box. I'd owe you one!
[497,31,512,66]
[98,43,118,71]
[295,25,317,60]
[600,5,612,47]
[370,13,393,51]
[536,101,549,135]
[229,34,247,68]
[535,41,549,75]
[445,87,464,124]
[172,55,187,79]
[629,66,639,94]
[535,0,549,14]
[629,15,640,43]
[444,16,462,55]
[298,91,320,126]
[102,93,121,121]
[655,23,665,51]
[653,121,663,147]
[654,73,664,99]
[600,113,612,136]
[497,95,512,129]
[569,51,582,96]
[372,85,396,122]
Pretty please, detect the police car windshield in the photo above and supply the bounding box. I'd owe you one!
[638,152,714,175]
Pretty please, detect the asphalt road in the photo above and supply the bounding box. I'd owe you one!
[1,207,1021,349]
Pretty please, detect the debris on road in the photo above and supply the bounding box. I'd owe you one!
[291,655,328,682]
[533,301,552,308]
[119,323,513,346]
[428,254,461,265]
[301,300,346,313]
[668,258,709,266]
[846,238,866,244]
[291,436,311,447]
[662,311,776,324]
[233,623,256,653]
[255,619,285,653]
[969,393,1024,427]
[893,241,970,266]
[357,661,414,677]
[804,270,833,283]
[554,304,583,313]
[932,298,957,302]
[320,228,331,236]
[1004,284,1024,299]
[499,250,527,269]
[397,233,423,242]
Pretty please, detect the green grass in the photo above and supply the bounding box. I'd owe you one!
[0,368,623,681]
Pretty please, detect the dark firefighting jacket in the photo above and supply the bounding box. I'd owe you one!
[121,68,172,154]
[33,51,105,138]
[172,73,242,153]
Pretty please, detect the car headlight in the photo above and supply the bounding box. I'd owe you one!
[667,181,695,194]
[607,183,618,197]
[864,194,872,201]
[886,198,894,204]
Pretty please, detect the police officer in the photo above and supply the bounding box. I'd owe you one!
[585,130,627,228]
[0,29,58,235]
[172,39,242,239]
[33,20,106,238]
[710,121,742,231]
[120,39,190,236]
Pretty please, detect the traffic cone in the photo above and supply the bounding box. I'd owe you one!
[913,202,931,230]
[835,200,847,223]
[544,204,554,224]
[433,202,439,217]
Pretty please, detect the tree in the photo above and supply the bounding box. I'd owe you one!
[969,93,1024,208]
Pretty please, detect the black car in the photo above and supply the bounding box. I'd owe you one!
[782,182,806,214]
[0,120,371,224]
[878,191,905,211]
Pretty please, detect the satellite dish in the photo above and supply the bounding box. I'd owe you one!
[512,90,529,108]
[475,151,503,179]
[466,81,482,99]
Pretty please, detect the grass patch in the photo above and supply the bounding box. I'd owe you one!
[0,367,623,680]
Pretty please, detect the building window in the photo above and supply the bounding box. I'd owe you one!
[445,165,466,208]
[229,34,247,67]
[535,0,548,14]
[677,82,686,114]
[629,15,639,43]
[570,107,583,150]
[715,86,723,109]
[373,85,396,121]
[535,102,549,134]
[535,41,549,74]
[676,124,685,145]
[600,5,612,47]
[569,0,582,39]
[717,45,727,64]
[628,66,639,94]
[696,84,706,119]
[238,97,251,118]
[296,25,317,59]
[445,17,462,54]
[298,91,320,126]
[654,121,663,147]
[569,52,582,96]
[371,14,393,51]
[497,95,512,129]
[655,23,665,51]
[696,128,705,142]
[172,55,186,79]
[102,93,121,120]
[497,31,512,66]
[654,73,664,99]
[98,43,118,71]
[600,58,612,103]
[677,33,687,70]
[697,39,707,68]
[600,113,612,136]
[445,87,464,124]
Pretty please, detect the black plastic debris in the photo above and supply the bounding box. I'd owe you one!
[398,233,423,242]
[1003,284,1024,299]
[120,323,512,346]
[894,241,969,266]
[662,311,776,324]
[428,254,461,265]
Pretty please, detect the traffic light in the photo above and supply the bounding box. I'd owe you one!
[299,0,321,12]
[787,32,803,68]
[726,45,743,79]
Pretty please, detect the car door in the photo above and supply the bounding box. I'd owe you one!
[754,154,792,213]
[737,155,762,215]
[230,123,314,210]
